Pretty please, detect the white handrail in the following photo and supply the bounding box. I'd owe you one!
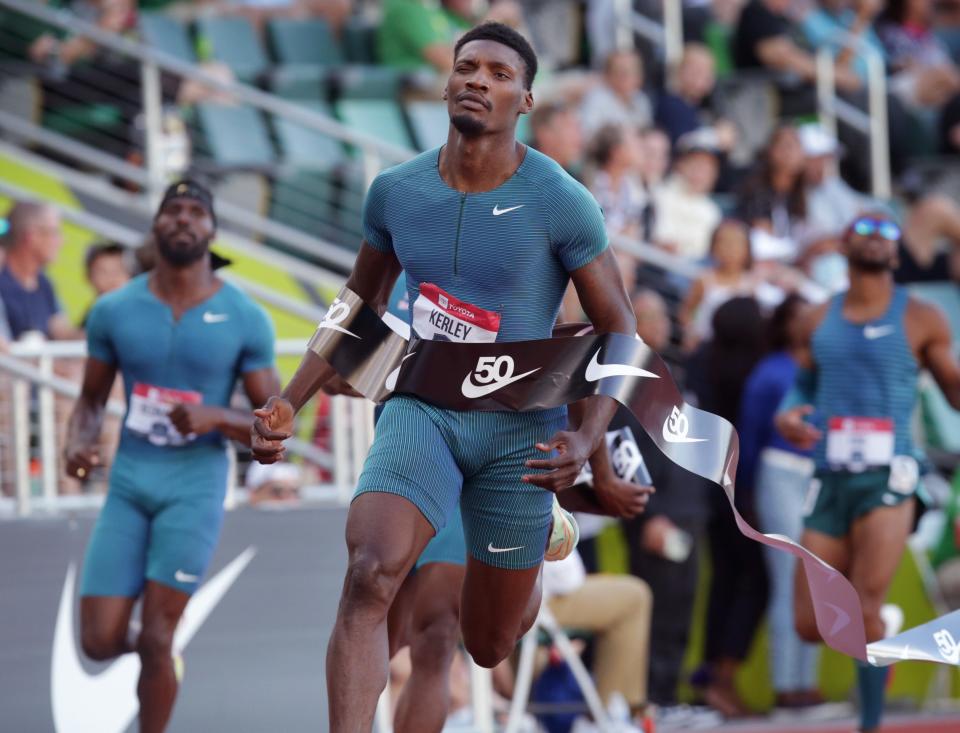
[815,40,891,199]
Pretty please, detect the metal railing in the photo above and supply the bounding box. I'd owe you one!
[816,38,892,199]
[0,338,376,518]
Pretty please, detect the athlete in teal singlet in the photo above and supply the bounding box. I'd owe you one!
[777,212,960,733]
[65,181,280,733]
[251,23,637,731]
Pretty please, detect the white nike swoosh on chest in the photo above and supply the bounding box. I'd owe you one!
[51,547,256,733]
[863,325,895,339]
[492,204,524,216]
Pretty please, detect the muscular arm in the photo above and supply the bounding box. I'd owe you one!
[64,357,117,476]
[918,301,960,410]
[570,249,638,446]
[282,243,402,413]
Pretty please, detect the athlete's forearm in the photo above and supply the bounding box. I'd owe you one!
[213,408,261,445]
[66,397,105,450]
[281,350,338,414]
[576,395,620,453]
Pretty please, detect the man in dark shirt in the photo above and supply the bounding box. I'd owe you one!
[1,201,79,341]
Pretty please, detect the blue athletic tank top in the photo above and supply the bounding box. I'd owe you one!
[810,286,919,468]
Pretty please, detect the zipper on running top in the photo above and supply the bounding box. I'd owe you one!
[453,192,466,276]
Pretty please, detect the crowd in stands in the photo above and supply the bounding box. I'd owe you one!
[8,0,960,729]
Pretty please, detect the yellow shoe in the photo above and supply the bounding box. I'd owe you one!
[545,496,579,562]
[173,653,184,683]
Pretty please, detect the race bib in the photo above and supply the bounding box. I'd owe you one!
[412,283,501,343]
[826,417,894,472]
[125,383,202,447]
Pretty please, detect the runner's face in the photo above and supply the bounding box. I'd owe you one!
[446,40,532,137]
[152,198,214,268]
[843,215,900,273]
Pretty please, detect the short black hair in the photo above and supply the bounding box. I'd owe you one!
[453,22,538,90]
[84,242,128,272]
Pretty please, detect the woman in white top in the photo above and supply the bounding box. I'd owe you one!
[679,219,760,351]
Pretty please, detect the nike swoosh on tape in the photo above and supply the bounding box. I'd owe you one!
[52,547,256,733]
[461,367,540,399]
[492,204,524,216]
[824,601,851,635]
[584,348,659,382]
[487,543,524,553]
[385,353,416,392]
[318,322,360,339]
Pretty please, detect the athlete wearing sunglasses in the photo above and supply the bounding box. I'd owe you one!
[776,211,960,733]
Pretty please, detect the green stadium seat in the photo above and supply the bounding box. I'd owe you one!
[335,65,405,100]
[271,170,360,251]
[196,16,269,82]
[139,13,196,63]
[911,283,960,339]
[335,99,413,150]
[272,102,346,169]
[196,103,275,167]
[267,18,342,66]
[406,101,448,150]
[270,65,330,101]
[341,17,377,64]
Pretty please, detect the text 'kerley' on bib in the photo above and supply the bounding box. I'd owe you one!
[826,416,894,472]
[412,283,501,343]
[125,383,202,447]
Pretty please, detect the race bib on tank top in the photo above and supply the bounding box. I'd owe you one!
[825,417,894,472]
[125,383,202,447]
[412,283,501,343]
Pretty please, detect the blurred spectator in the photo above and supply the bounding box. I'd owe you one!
[737,294,822,712]
[734,0,861,108]
[679,220,759,350]
[80,242,132,328]
[378,0,523,74]
[799,0,885,86]
[222,0,352,35]
[85,242,132,298]
[580,50,654,137]
[877,0,960,154]
[635,126,671,239]
[529,100,585,179]
[515,0,579,71]
[896,192,960,283]
[245,459,303,505]
[686,296,769,719]
[736,124,809,259]
[651,129,723,260]
[632,287,671,352]
[0,202,79,341]
[543,549,652,718]
[655,43,737,153]
[586,124,646,290]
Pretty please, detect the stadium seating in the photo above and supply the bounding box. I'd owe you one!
[196,16,269,83]
[272,101,346,169]
[267,18,343,68]
[335,99,413,150]
[139,13,196,64]
[195,103,275,168]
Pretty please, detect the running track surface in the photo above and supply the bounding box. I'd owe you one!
[713,713,960,732]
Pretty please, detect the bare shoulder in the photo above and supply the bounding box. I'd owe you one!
[906,294,952,343]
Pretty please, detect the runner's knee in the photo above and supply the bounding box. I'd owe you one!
[410,612,460,671]
[462,625,516,668]
[137,624,175,663]
[342,550,407,617]
[81,625,126,661]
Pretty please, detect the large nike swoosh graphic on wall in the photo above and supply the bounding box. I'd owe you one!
[51,547,257,733]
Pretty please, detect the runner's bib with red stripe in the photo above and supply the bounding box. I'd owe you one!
[125,383,202,447]
[412,283,501,343]
[825,417,894,471]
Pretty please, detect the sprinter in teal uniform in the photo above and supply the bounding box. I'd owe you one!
[777,212,960,733]
[64,181,280,733]
[252,22,637,731]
